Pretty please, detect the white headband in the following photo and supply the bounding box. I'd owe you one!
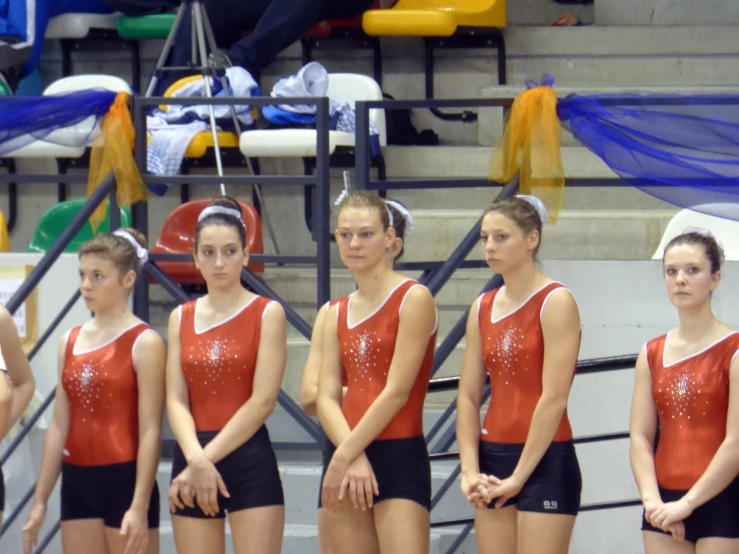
[517,194,548,225]
[386,200,415,238]
[198,206,246,228]
[682,226,726,264]
[113,229,148,265]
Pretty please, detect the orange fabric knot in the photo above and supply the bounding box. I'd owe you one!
[86,92,148,233]
[489,85,565,224]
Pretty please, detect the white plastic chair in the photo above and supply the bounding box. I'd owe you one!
[1,75,132,159]
[45,13,121,40]
[239,73,386,157]
[651,205,739,262]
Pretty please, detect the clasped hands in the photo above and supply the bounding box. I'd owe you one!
[321,447,380,514]
[643,497,693,543]
[168,454,230,517]
[461,470,521,510]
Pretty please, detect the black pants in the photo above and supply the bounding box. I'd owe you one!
[153,0,374,95]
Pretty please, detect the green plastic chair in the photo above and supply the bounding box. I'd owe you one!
[117,14,176,40]
[27,199,132,254]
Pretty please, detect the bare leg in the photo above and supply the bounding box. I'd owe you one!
[644,530,696,554]
[373,499,430,554]
[696,537,739,554]
[229,505,285,554]
[318,507,334,554]
[171,515,226,554]
[517,511,576,554]
[325,503,380,554]
[61,519,109,554]
[475,505,518,554]
[104,527,160,554]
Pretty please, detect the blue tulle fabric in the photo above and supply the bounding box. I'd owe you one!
[558,93,739,220]
[0,89,116,156]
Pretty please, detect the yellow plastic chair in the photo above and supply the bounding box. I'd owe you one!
[148,75,255,202]
[363,0,507,120]
[156,75,242,159]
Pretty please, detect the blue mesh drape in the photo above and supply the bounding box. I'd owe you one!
[0,89,116,155]
[558,93,739,220]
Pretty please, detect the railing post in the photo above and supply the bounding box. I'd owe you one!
[354,100,370,191]
[132,94,150,323]
[315,96,331,307]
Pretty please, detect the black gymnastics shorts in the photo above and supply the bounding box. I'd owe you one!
[319,435,431,511]
[478,440,582,516]
[61,460,160,528]
[171,425,284,519]
[641,478,739,542]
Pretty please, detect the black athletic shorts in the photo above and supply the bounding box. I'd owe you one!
[641,478,739,542]
[61,460,160,528]
[171,425,284,518]
[319,435,431,511]
[478,440,582,515]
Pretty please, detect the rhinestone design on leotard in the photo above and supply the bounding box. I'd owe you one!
[486,326,529,385]
[187,338,243,392]
[63,362,109,422]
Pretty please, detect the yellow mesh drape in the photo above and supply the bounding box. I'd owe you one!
[490,85,564,224]
[0,210,9,252]
[86,92,148,233]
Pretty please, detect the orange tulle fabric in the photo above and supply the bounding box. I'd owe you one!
[86,92,148,232]
[490,85,565,224]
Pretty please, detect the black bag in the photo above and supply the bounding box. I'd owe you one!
[383,93,438,146]
[102,0,178,17]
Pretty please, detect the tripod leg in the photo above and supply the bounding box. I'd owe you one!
[145,1,189,97]
[192,2,227,194]
[197,3,281,255]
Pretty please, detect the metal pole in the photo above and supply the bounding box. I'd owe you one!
[315,97,331,307]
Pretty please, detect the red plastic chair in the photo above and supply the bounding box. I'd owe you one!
[150,200,264,286]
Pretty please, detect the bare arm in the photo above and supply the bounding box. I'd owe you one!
[456,297,487,478]
[682,354,739,509]
[511,289,580,484]
[130,330,166,513]
[629,346,661,505]
[330,287,437,466]
[33,333,70,506]
[0,306,35,433]
[301,305,328,417]
[202,302,287,464]
[317,304,353,447]
[165,308,203,464]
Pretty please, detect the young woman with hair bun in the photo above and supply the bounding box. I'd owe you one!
[23,228,164,554]
[301,196,414,554]
[166,196,286,554]
[456,195,582,554]
[631,227,739,553]
[317,191,437,554]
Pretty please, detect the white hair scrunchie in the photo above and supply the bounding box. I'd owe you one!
[516,194,548,225]
[113,229,149,265]
[198,205,246,228]
[682,226,726,264]
[386,200,415,238]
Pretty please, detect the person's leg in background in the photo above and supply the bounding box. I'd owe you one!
[150,0,269,96]
[209,0,374,79]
